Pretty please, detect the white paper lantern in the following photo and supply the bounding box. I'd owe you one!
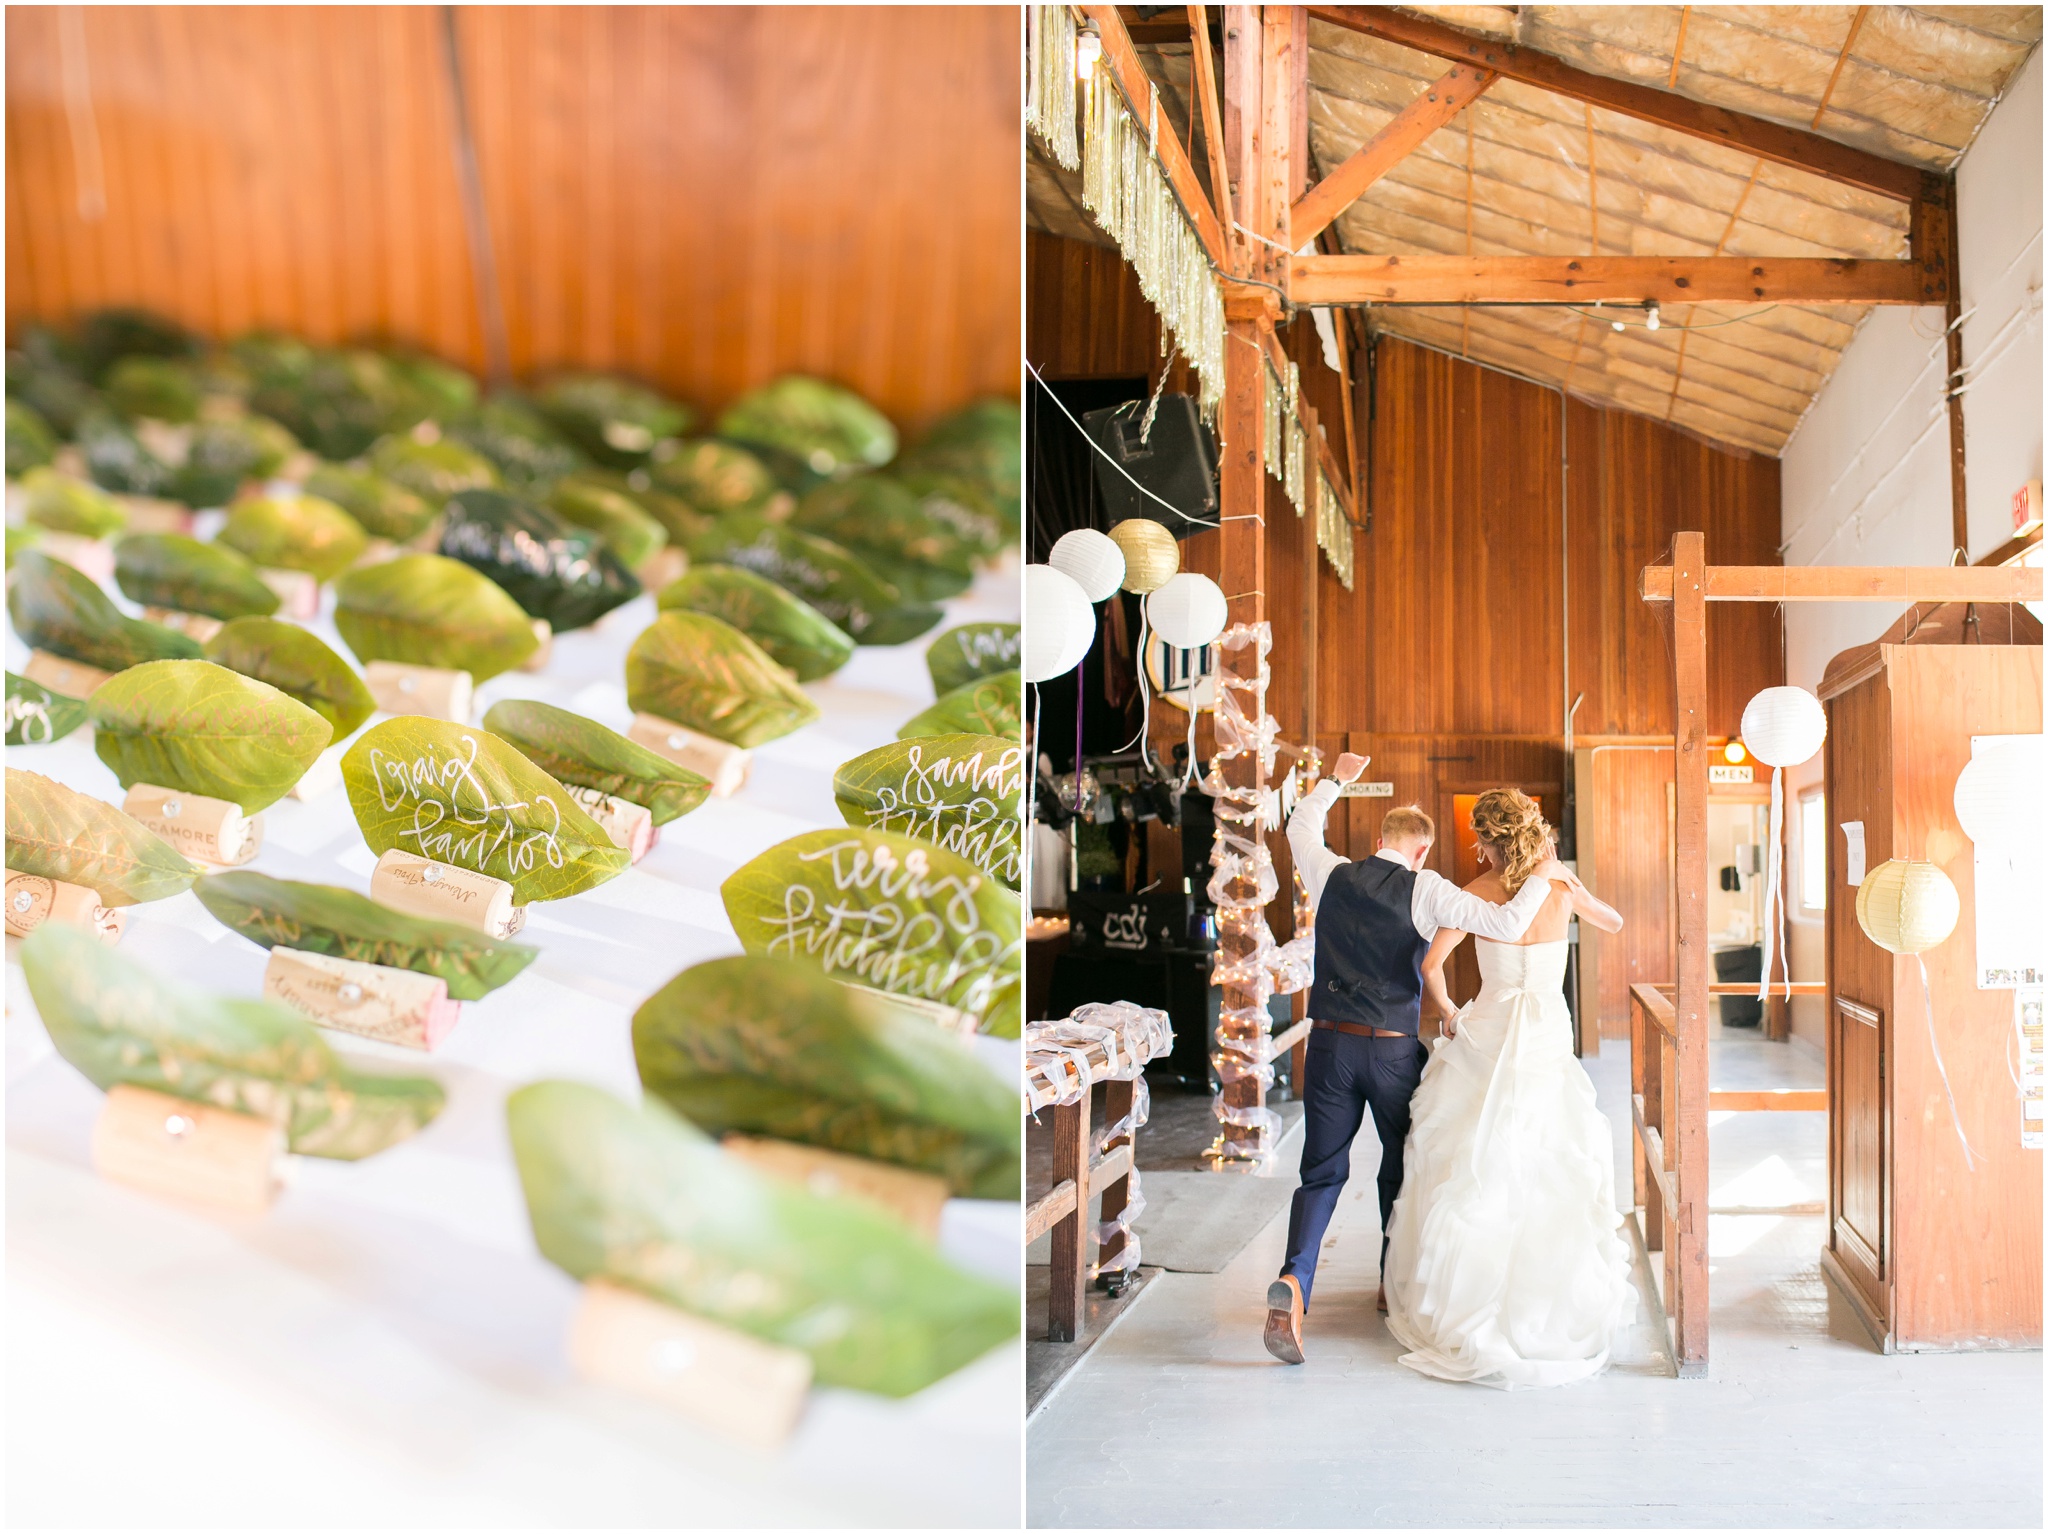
[1954,736,2044,845]
[1146,572,1229,649]
[1855,859,1961,955]
[1023,564,1096,682]
[1740,686,1827,768]
[1048,528,1125,603]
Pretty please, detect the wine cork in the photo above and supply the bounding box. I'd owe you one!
[568,1279,812,1449]
[843,980,978,1039]
[140,607,226,643]
[5,873,125,943]
[287,743,345,801]
[34,531,115,584]
[22,649,112,700]
[637,544,687,592]
[565,784,655,862]
[520,618,554,673]
[117,497,195,534]
[370,849,525,938]
[255,567,318,619]
[355,538,399,568]
[364,660,473,723]
[627,713,751,798]
[722,1136,950,1240]
[121,783,264,867]
[262,947,460,1051]
[91,1084,285,1214]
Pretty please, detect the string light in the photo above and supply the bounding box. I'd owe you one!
[1645,300,1662,332]
[1075,22,1102,81]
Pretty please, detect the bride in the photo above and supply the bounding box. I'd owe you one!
[1381,788,1637,1389]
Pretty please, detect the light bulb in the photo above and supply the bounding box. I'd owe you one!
[1645,303,1661,332]
[1076,30,1101,79]
[1725,740,1747,764]
[1612,320,1625,332]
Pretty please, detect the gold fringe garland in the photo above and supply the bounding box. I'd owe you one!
[1316,464,1354,590]
[1080,70,1225,420]
[1026,5,1079,171]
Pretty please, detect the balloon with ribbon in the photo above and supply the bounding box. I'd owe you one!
[1739,685,1827,1003]
[1857,858,1974,1168]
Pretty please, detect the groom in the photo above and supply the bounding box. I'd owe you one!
[1262,754,1567,1365]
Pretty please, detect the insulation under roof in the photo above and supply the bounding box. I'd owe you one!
[1028,5,2040,456]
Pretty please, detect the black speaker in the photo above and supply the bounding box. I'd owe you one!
[1080,394,1218,537]
[1067,891,1189,957]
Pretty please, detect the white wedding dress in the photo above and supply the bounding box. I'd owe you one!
[1382,937,1637,1389]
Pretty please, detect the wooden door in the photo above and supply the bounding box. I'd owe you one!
[1824,669,1894,1329]
[1573,747,1677,1039]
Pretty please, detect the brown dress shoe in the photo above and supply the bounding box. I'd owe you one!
[1264,1275,1305,1364]
[1377,1284,1390,1315]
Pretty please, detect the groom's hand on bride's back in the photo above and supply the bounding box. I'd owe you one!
[1334,752,1369,784]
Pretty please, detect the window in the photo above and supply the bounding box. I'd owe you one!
[1799,790,1827,910]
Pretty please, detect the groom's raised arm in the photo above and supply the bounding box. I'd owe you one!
[1417,868,1554,941]
[1285,776,1348,911]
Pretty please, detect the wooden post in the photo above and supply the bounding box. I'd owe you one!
[1669,530,1710,1376]
[1942,179,1969,556]
[1096,1078,1135,1274]
[1048,1089,1092,1342]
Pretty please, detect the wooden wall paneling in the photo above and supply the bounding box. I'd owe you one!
[1577,745,1678,1037]
[7,6,1019,434]
[1026,232,1160,379]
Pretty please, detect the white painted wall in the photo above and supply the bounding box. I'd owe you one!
[1777,47,2042,1049]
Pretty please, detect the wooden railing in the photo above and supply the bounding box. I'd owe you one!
[1629,982,1704,1376]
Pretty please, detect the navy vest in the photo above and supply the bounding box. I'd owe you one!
[1307,856,1429,1036]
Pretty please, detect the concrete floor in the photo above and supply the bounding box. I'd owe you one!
[1027,1030,2044,1528]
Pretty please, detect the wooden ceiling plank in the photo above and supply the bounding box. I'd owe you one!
[1291,251,1938,305]
[1290,61,1497,244]
[1303,6,1927,203]
[1668,7,1690,91]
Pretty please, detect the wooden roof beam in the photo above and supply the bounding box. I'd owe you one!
[1303,6,1926,204]
[1080,3,1227,263]
[1291,63,1497,245]
[1639,564,2043,603]
[1289,252,1947,306]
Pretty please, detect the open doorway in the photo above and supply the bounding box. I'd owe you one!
[1706,799,1773,1032]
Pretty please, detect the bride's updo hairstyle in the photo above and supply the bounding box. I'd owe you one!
[1469,788,1551,895]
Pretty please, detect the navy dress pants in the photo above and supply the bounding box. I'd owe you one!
[1279,1029,1427,1308]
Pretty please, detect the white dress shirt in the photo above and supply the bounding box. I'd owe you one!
[1285,778,1554,942]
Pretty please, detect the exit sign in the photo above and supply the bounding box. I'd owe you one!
[1710,764,1755,784]
[2015,479,2043,536]
[1339,780,1395,798]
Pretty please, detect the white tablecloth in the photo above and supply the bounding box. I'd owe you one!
[5,548,1022,1529]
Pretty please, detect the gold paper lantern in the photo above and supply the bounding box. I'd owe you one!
[1854,859,1961,955]
[1108,518,1180,594]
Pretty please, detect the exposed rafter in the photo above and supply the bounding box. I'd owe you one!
[1289,62,1497,245]
[1289,252,1945,306]
[1303,5,1926,204]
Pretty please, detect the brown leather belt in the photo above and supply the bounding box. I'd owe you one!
[1312,1020,1410,1040]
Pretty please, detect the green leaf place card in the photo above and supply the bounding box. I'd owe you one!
[334,552,538,682]
[5,672,91,746]
[196,869,537,1001]
[89,660,334,816]
[506,1080,1016,1398]
[625,610,820,749]
[5,766,197,906]
[721,828,1021,1037]
[480,698,710,825]
[341,715,628,904]
[633,955,1020,1200]
[898,669,1022,741]
[21,922,445,1161]
[833,734,1024,887]
[925,622,1021,696]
